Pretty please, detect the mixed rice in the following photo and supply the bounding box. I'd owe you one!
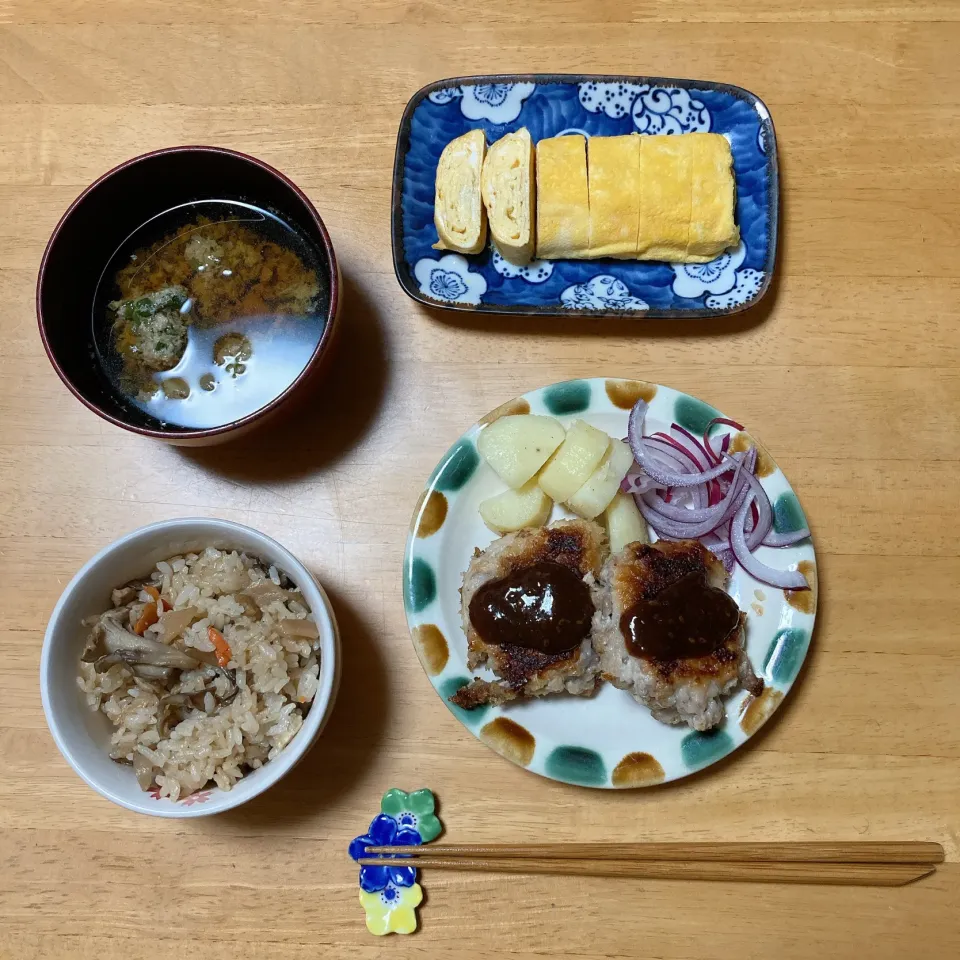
[77,547,321,800]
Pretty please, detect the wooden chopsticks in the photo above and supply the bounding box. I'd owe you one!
[359,842,943,887]
[368,841,944,864]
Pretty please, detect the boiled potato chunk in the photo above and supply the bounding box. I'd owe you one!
[566,439,635,520]
[538,420,611,502]
[605,491,650,553]
[479,479,553,533]
[477,415,566,489]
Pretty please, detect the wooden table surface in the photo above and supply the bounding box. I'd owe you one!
[2,1,959,957]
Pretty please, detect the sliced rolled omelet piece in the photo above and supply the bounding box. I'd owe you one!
[433,129,487,255]
[685,132,739,262]
[480,127,535,264]
[535,135,590,259]
[587,135,641,258]
[635,134,693,262]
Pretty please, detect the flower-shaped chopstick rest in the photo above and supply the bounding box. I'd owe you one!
[349,788,442,935]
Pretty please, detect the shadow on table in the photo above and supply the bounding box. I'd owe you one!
[210,584,388,828]
[178,270,390,481]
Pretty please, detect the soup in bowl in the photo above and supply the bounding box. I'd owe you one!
[38,147,341,445]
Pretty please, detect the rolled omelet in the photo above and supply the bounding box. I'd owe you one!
[587,135,641,258]
[536,135,589,260]
[433,129,487,255]
[433,129,737,265]
[635,133,739,263]
[480,127,535,264]
[635,135,692,262]
[685,132,739,261]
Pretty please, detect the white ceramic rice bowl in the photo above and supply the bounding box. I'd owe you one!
[41,518,341,817]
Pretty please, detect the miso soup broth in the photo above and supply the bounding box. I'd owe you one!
[92,200,328,429]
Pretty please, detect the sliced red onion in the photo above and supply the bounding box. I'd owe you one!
[670,424,714,471]
[722,474,754,524]
[703,530,735,569]
[628,398,809,587]
[641,490,720,524]
[763,528,811,547]
[628,398,650,436]
[731,491,809,589]
[630,402,722,488]
[705,536,731,552]
[642,436,697,473]
[710,546,736,573]
[653,436,708,506]
[707,416,744,433]
[621,470,658,495]
[635,496,731,540]
[738,470,773,550]
[666,487,703,511]
[684,483,706,513]
[640,456,744,524]
[703,416,743,465]
[633,438,740,489]
[645,435,704,475]
[653,431,690,452]
[638,441,710,509]
[657,429,705,469]
[642,467,752,536]
[707,478,722,506]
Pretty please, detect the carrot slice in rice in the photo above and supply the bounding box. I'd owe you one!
[144,585,172,611]
[208,626,232,667]
[133,602,159,636]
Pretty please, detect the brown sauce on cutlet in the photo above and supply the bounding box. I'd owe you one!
[469,560,593,654]
[620,570,740,661]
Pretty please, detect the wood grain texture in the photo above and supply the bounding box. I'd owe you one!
[1,1,959,958]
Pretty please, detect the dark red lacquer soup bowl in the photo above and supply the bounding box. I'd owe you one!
[37,146,341,446]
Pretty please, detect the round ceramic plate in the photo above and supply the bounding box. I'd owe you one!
[403,378,817,788]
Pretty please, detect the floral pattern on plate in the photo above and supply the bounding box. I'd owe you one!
[394,75,778,317]
[706,268,766,309]
[146,785,213,804]
[414,254,487,305]
[428,82,535,123]
[671,243,746,298]
[670,244,766,310]
[491,248,554,284]
[560,275,649,311]
[630,85,711,134]
[579,81,711,134]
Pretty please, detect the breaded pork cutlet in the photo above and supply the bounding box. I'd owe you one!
[450,519,608,709]
[593,539,762,731]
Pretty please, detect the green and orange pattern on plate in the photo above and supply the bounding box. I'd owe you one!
[402,379,817,787]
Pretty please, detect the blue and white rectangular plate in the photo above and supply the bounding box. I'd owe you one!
[392,74,778,319]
